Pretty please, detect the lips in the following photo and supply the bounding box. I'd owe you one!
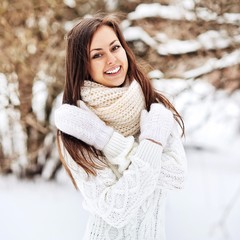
[105,66,121,74]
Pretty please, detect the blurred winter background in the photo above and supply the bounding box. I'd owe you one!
[0,0,240,239]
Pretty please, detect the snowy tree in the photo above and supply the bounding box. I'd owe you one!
[0,0,107,177]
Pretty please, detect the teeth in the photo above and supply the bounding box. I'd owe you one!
[106,66,120,74]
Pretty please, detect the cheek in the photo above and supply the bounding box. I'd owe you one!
[89,62,100,77]
[121,50,128,65]
[122,52,128,69]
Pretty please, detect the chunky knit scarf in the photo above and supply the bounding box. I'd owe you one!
[81,80,146,137]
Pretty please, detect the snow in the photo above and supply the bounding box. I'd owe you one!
[166,146,240,240]
[38,17,48,32]
[123,26,157,47]
[32,79,48,122]
[183,50,240,79]
[157,39,201,55]
[128,3,196,21]
[105,0,119,12]
[128,3,240,25]
[0,175,88,240]
[197,31,233,50]
[63,0,76,8]
[0,74,28,169]
[125,11,240,57]
[195,7,218,21]
[63,20,76,32]
[218,13,240,25]
[152,79,240,149]
[148,69,164,79]
[156,30,240,55]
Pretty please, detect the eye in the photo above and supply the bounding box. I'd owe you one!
[92,53,102,59]
[112,45,121,51]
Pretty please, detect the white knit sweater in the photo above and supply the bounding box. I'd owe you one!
[63,123,187,240]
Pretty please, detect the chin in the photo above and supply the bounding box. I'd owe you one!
[115,76,128,87]
[118,81,127,87]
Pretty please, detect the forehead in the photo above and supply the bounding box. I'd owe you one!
[90,25,118,48]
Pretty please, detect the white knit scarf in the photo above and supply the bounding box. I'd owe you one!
[81,80,146,137]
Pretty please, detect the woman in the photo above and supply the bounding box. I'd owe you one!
[54,13,187,240]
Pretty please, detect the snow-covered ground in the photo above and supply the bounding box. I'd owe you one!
[167,146,240,240]
[0,174,88,240]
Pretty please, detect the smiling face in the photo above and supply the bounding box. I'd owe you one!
[88,25,129,87]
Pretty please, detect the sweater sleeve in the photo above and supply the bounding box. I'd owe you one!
[63,138,163,229]
[103,122,187,190]
[157,123,187,190]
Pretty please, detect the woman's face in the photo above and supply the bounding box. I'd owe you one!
[88,25,129,87]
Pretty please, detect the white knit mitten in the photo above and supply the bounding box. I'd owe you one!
[54,101,114,150]
[139,103,174,147]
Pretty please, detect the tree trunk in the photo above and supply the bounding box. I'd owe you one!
[16,61,44,177]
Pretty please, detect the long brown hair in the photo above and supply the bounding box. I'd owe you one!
[57,13,184,188]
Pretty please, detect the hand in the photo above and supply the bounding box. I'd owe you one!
[139,103,174,147]
[54,101,114,150]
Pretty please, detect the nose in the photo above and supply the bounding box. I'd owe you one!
[107,52,116,65]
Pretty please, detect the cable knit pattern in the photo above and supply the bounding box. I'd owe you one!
[159,124,187,190]
[61,122,187,240]
[81,80,146,137]
[139,103,174,147]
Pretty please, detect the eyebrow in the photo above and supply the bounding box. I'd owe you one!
[90,40,118,52]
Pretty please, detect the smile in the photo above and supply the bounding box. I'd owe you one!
[105,66,121,74]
